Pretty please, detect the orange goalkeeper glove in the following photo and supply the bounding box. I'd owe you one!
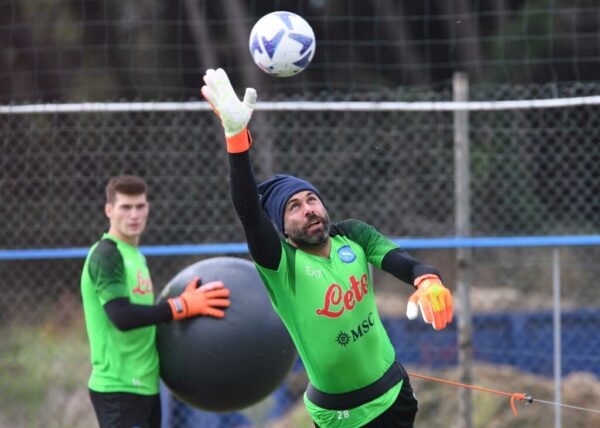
[406,274,453,330]
[168,276,231,320]
[201,68,257,153]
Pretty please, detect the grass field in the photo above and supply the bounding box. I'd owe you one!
[0,314,96,428]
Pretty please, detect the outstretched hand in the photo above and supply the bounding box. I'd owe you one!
[201,68,257,139]
[406,274,453,330]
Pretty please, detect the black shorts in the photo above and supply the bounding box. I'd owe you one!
[314,377,418,428]
[362,377,418,428]
[89,389,161,428]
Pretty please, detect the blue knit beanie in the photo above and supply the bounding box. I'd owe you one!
[257,174,322,234]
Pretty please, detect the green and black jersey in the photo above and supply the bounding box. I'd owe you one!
[229,151,440,428]
[80,233,159,395]
[257,220,397,393]
[257,221,404,427]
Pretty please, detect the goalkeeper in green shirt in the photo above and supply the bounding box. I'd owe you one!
[201,69,454,428]
[81,175,231,428]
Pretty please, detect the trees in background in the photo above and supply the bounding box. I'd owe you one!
[1,0,599,103]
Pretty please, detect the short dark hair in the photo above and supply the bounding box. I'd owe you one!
[105,175,147,204]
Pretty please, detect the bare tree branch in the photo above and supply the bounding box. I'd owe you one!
[376,0,431,85]
[184,0,218,69]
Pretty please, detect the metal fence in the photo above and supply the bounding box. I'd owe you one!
[2,84,600,427]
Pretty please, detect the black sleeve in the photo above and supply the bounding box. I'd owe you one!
[88,239,128,300]
[381,248,442,286]
[104,298,173,331]
[228,150,282,270]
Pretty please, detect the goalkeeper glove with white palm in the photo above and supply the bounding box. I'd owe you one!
[201,68,257,153]
[406,274,453,330]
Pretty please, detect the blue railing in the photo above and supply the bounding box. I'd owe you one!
[3,235,600,260]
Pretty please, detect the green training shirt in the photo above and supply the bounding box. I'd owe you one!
[81,233,159,395]
[255,220,402,427]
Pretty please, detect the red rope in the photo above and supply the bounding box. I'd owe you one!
[408,371,529,416]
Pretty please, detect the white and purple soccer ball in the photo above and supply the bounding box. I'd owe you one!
[249,11,316,77]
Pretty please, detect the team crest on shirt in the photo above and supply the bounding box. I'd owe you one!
[337,245,356,263]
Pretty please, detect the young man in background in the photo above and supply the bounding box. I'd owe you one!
[81,175,230,428]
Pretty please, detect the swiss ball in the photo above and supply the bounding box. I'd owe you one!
[156,257,297,412]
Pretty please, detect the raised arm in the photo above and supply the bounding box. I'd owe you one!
[201,68,281,270]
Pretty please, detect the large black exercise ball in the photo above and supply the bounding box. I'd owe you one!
[156,256,297,412]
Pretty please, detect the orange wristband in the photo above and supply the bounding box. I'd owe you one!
[414,274,440,288]
[226,129,252,153]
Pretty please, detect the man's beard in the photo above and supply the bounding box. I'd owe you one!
[286,213,331,249]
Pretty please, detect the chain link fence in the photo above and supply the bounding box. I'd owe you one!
[2,83,600,427]
[3,85,600,248]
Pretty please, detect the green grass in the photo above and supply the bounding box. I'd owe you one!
[0,316,93,427]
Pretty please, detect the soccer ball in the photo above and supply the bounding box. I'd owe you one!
[249,11,316,77]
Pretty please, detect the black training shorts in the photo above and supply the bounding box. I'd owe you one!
[89,389,161,428]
